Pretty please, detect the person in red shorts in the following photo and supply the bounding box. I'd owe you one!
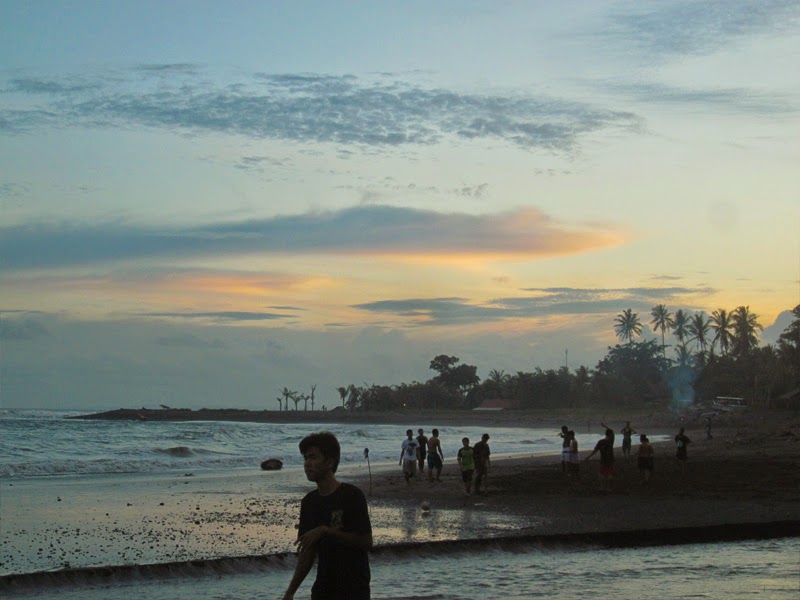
[584,428,615,492]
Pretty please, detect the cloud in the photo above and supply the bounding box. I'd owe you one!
[157,333,226,348]
[605,0,800,59]
[353,287,716,325]
[0,205,624,271]
[140,311,292,322]
[0,317,50,340]
[1,68,641,152]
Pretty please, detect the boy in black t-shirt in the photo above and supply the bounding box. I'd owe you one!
[283,431,372,600]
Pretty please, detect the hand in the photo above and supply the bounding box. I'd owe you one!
[295,525,328,554]
[282,594,294,600]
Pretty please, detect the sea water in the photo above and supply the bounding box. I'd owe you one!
[0,409,583,479]
[3,537,798,599]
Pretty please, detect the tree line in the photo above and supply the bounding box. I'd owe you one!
[276,304,799,413]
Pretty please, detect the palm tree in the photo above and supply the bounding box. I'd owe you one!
[731,305,763,356]
[675,343,692,368]
[275,396,283,411]
[309,384,317,411]
[337,386,348,408]
[688,312,711,355]
[672,309,690,346]
[650,304,674,359]
[280,387,296,411]
[710,308,734,356]
[614,309,642,344]
[291,392,301,411]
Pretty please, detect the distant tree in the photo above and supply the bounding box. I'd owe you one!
[337,386,348,408]
[710,308,734,356]
[674,343,692,368]
[291,392,301,411]
[280,387,296,411]
[650,304,674,359]
[731,305,763,357]
[275,396,283,411]
[299,393,309,411]
[429,355,479,401]
[777,305,800,385]
[309,384,317,411]
[672,309,690,346]
[614,309,642,344]
[688,312,712,356]
[593,339,669,405]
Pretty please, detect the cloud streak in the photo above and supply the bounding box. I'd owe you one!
[1,69,641,153]
[354,287,716,325]
[0,205,624,271]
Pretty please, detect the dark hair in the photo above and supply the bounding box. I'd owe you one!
[481,433,490,440]
[605,428,614,437]
[640,434,647,442]
[568,430,575,437]
[299,431,341,473]
[406,429,413,436]
[432,428,439,435]
[561,425,568,432]
[462,437,469,443]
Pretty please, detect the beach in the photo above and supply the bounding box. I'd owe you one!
[1,408,799,597]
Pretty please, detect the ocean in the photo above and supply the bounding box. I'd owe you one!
[1,409,797,599]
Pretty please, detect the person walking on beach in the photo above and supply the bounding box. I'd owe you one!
[426,428,444,482]
[675,427,691,475]
[457,437,475,495]
[584,428,615,492]
[473,433,491,494]
[282,431,372,600]
[559,425,570,474]
[600,422,615,445]
[621,421,636,459]
[399,429,419,484]
[636,434,654,484]
[415,428,428,476]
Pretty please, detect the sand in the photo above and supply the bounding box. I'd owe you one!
[2,408,798,581]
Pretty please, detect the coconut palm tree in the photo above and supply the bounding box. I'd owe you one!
[731,305,763,356]
[674,343,692,368]
[275,396,283,411]
[309,384,317,411]
[281,387,296,411]
[710,308,734,356]
[672,309,690,346]
[614,309,642,344]
[688,312,711,355]
[337,386,348,408]
[650,304,674,359]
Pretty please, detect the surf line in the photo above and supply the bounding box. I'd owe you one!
[3,520,798,593]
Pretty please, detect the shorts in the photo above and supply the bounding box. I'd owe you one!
[638,457,654,471]
[427,453,443,470]
[561,448,570,462]
[599,463,615,477]
[461,469,474,482]
[403,460,417,476]
[622,439,632,451]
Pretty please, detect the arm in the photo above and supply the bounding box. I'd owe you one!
[584,448,598,462]
[282,544,316,600]
[437,440,444,459]
[399,445,405,465]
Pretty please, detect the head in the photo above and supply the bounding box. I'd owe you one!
[605,428,613,438]
[568,430,575,439]
[406,429,413,439]
[299,431,340,479]
[625,421,631,427]
[561,425,568,434]
[418,428,424,435]
[640,434,646,442]
[432,428,439,437]
[679,427,685,434]
[481,433,490,442]
[462,437,470,447]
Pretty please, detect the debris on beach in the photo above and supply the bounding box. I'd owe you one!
[260,458,284,471]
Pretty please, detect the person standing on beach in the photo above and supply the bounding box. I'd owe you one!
[636,434,654,484]
[621,421,636,459]
[399,429,419,484]
[675,427,691,475]
[457,437,475,495]
[415,428,428,476]
[567,431,580,479]
[559,425,570,474]
[584,428,615,492]
[426,428,444,482]
[282,431,372,600]
[600,422,616,446]
[473,433,491,494]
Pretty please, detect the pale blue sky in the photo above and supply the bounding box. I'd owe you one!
[1,1,798,409]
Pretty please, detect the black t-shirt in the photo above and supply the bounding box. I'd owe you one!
[299,482,372,600]
[416,435,428,457]
[594,438,615,465]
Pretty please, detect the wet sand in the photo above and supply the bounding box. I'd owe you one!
[2,409,798,580]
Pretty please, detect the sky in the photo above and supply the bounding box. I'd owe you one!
[1,1,799,410]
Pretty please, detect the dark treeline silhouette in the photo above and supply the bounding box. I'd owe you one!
[294,304,799,413]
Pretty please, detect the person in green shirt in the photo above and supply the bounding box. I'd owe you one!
[457,437,475,495]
